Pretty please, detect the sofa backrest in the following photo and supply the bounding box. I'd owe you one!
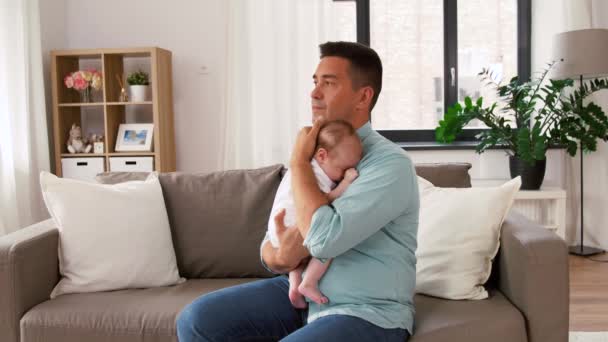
[414,162,472,188]
[95,162,473,279]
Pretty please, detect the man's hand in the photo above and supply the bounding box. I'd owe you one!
[290,118,325,167]
[275,209,310,267]
[262,209,310,273]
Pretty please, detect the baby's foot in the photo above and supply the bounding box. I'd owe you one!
[298,282,329,305]
[289,285,308,309]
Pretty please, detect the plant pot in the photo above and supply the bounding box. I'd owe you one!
[509,156,546,190]
[129,85,149,102]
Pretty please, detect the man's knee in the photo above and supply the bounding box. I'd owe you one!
[177,303,201,341]
[176,297,223,342]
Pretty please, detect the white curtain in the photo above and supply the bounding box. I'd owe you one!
[220,0,352,170]
[0,0,50,235]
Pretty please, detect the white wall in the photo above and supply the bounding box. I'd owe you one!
[39,0,608,248]
[40,0,229,173]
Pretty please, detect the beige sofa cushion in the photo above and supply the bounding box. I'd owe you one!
[20,279,258,342]
[158,165,283,279]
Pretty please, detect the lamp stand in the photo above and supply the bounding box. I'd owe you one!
[569,74,605,256]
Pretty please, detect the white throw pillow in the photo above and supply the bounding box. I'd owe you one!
[40,172,184,298]
[415,176,521,300]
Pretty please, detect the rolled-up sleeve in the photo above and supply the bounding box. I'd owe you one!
[303,155,416,260]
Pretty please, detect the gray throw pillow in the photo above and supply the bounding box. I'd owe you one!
[415,163,472,188]
[158,165,283,279]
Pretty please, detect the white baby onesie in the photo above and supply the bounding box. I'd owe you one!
[267,159,336,247]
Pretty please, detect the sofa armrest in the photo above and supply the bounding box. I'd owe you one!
[0,219,59,342]
[498,212,569,342]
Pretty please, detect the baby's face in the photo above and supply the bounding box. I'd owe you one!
[317,136,363,182]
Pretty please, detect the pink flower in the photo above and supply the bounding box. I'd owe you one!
[64,75,74,88]
[72,71,83,81]
[73,77,88,90]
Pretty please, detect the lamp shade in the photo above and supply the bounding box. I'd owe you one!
[551,28,608,79]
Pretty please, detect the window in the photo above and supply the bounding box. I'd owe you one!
[333,0,531,142]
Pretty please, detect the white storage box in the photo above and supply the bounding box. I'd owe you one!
[61,158,105,182]
[109,157,154,172]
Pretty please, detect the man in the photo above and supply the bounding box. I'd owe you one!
[177,41,419,342]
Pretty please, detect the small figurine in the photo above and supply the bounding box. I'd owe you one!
[66,124,92,153]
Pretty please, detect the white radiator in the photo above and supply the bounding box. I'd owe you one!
[472,179,566,240]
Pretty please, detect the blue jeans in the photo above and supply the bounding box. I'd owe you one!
[177,276,409,342]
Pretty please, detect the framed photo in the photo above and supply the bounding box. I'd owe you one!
[115,123,154,152]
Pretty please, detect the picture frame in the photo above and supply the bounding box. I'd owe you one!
[115,123,154,152]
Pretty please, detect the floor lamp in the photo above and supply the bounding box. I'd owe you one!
[552,28,608,256]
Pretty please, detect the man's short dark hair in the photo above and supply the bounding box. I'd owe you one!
[319,41,383,111]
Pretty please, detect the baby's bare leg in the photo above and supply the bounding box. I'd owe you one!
[298,258,331,305]
[288,263,307,309]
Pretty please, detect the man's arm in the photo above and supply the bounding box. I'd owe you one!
[290,119,329,238]
[291,162,329,238]
[303,155,417,260]
[261,240,289,274]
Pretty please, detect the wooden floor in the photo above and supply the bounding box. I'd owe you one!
[570,254,608,331]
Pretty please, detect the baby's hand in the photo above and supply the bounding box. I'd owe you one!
[343,168,359,182]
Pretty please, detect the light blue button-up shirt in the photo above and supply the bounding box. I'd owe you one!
[262,122,419,333]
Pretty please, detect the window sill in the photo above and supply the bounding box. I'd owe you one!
[397,141,482,151]
[397,141,566,151]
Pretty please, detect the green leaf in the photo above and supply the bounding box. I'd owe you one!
[516,128,533,163]
[464,97,473,109]
[127,70,150,85]
[533,136,547,160]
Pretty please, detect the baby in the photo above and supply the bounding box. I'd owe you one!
[267,120,363,308]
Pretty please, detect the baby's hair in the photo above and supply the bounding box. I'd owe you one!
[316,120,357,154]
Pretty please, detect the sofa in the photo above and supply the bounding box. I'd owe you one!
[0,163,569,342]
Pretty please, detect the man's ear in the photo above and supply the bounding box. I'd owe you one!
[355,86,374,111]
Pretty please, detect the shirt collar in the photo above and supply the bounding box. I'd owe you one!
[356,121,372,140]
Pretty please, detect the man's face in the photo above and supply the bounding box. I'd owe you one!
[311,56,358,123]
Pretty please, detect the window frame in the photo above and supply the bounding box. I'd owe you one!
[333,0,532,144]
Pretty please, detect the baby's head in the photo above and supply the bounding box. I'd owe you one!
[314,120,363,182]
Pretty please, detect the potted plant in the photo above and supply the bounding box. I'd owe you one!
[435,62,608,189]
[127,70,150,102]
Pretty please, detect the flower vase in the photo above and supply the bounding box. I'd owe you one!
[80,87,92,103]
